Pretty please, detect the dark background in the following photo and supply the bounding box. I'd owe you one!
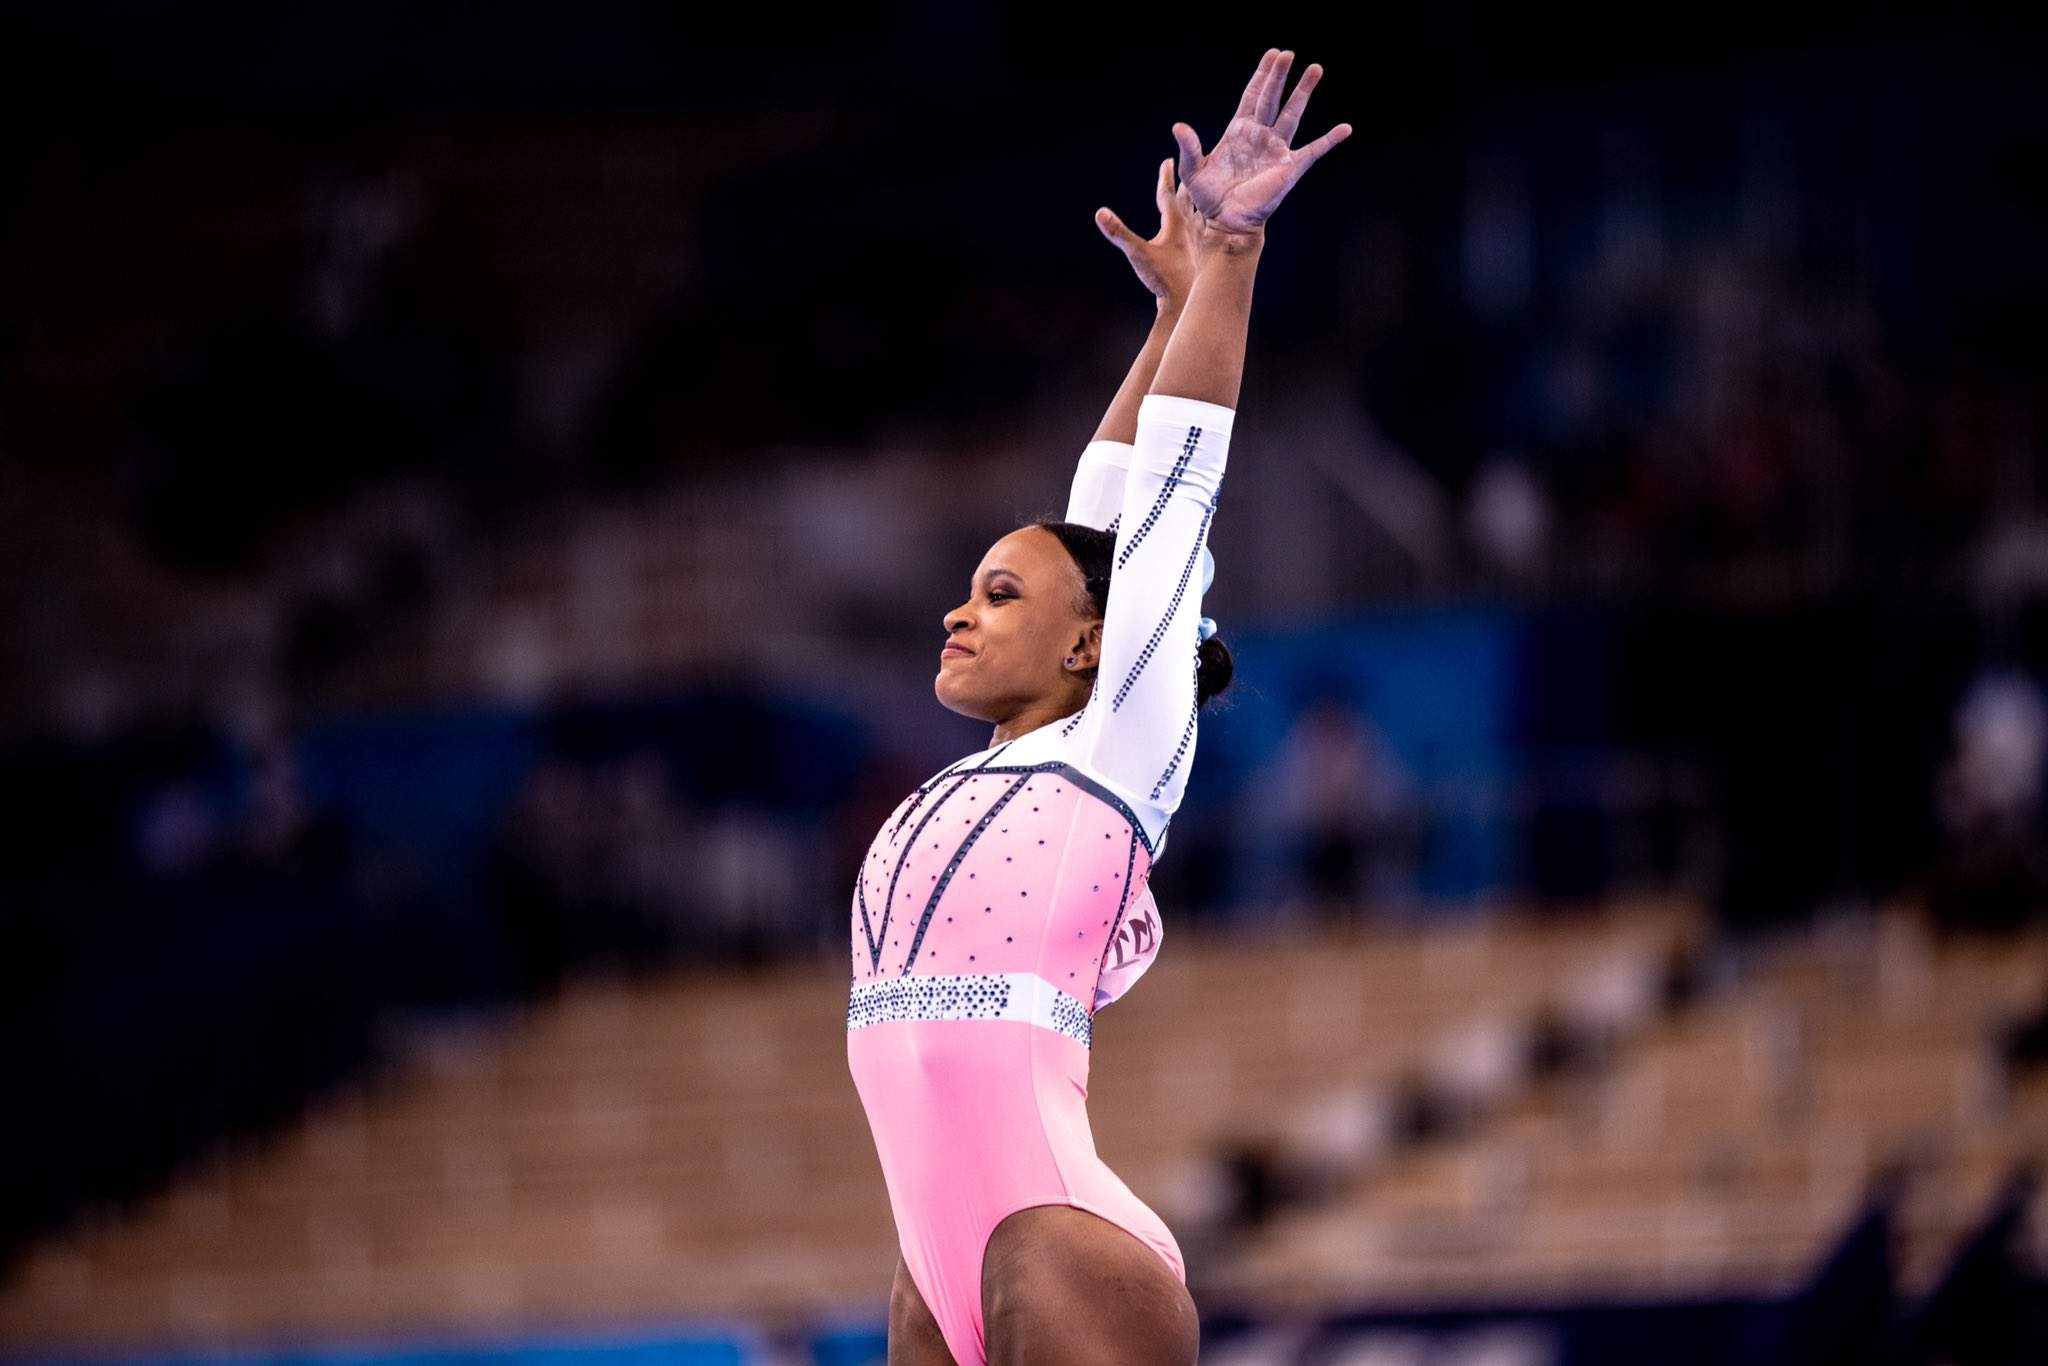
[1,0,2045,1342]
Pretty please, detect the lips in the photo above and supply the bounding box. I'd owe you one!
[941,643,974,658]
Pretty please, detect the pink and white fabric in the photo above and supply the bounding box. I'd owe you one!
[845,393,1231,1366]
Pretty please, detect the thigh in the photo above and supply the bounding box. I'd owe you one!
[889,1254,957,1366]
[981,1205,1199,1366]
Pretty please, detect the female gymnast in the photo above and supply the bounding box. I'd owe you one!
[846,48,1350,1365]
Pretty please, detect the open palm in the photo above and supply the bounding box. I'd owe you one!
[1173,48,1351,235]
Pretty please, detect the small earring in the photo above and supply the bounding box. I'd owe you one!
[1066,656,1076,667]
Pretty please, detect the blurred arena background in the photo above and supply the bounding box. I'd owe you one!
[2,4,2046,1363]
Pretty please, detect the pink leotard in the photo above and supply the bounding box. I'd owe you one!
[846,392,1233,1365]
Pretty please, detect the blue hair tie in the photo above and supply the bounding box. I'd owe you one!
[1196,546,1218,643]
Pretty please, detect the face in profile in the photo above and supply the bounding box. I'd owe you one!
[935,526,1100,723]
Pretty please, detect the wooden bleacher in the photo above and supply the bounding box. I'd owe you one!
[1206,907,2048,1310]
[5,896,2036,1356]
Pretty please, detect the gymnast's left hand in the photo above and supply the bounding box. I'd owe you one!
[1172,47,1352,236]
[1095,157,1202,313]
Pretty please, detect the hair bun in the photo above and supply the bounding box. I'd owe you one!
[1195,635,1235,708]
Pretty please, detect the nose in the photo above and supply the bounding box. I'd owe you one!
[944,602,972,634]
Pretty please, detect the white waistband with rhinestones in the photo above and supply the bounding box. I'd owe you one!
[847,972,1092,1048]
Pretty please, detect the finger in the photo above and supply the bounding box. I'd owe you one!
[1257,50,1294,125]
[1233,47,1278,121]
[1273,62,1322,142]
[1154,157,1174,223]
[1171,122,1205,190]
[1292,121,1353,173]
[1095,206,1140,255]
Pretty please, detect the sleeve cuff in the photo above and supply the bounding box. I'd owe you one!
[1137,392,1236,437]
[1079,439,1134,467]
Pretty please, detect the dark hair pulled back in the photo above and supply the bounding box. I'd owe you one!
[1032,519,1234,709]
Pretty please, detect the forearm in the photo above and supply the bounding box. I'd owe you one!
[1148,230,1263,409]
[1092,302,1183,445]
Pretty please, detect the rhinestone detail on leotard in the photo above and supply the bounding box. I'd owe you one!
[847,972,1093,1048]
[1117,425,1200,569]
[1114,473,1224,713]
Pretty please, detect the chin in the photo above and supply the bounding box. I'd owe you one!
[933,675,990,722]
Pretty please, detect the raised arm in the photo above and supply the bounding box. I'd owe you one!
[1091,159,1202,445]
[1068,158,1204,529]
[1153,48,1351,407]
[1069,47,1351,845]
[1148,228,1261,408]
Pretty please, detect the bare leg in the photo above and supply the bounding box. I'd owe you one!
[889,1254,958,1366]
[982,1205,1199,1366]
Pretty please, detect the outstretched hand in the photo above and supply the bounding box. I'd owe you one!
[1095,157,1203,310]
[1172,48,1351,235]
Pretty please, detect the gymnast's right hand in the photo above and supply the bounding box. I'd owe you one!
[1171,47,1351,236]
[1095,156,1202,314]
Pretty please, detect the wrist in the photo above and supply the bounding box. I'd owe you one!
[1153,295,1186,323]
[1198,224,1266,257]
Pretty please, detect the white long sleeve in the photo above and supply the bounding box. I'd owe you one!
[1063,392,1232,850]
[1065,439,1133,532]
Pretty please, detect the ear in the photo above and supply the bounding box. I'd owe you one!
[1069,619,1104,672]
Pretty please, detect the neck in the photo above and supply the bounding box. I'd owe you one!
[989,692,1087,748]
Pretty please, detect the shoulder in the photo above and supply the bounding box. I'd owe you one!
[1048,749,1173,857]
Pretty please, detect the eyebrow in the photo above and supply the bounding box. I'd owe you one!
[976,567,1025,587]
